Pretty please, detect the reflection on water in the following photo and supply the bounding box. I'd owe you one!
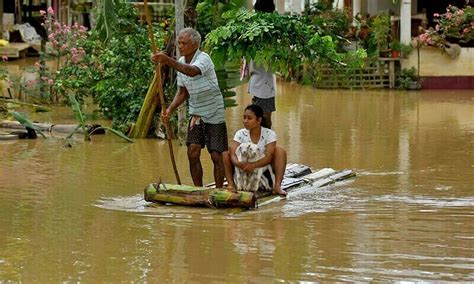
[0,80,473,281]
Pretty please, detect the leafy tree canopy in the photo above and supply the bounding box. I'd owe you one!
[204,9,366,79]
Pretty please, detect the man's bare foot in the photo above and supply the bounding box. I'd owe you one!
[272,185,287,196]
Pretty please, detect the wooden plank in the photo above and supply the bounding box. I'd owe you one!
[284,164,312,178]
[257,169,355,207]
[0,43,31,58]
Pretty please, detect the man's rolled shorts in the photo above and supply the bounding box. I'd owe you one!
[186,118,228,153]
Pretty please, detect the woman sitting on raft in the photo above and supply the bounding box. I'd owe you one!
[223,104,287,196]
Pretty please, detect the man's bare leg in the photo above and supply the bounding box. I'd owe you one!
[188,144,203,186]
[210,151,225,188]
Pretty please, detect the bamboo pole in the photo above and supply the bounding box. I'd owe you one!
[139,0,181,184]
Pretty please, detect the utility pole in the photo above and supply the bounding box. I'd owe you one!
[174,0,188,143]
[352,0,361,19]
[175,0,183,36]
[400,0,411,44]
[1,0,4,39]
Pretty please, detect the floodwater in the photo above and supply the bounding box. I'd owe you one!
[1,75,473,281]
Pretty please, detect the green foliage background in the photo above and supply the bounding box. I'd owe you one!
[56,1,170,130]
[205,9,366,83]
[55,0,367,131]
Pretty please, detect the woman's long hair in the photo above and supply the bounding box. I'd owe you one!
[245,104,269,128]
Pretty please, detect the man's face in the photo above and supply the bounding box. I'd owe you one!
[178,33,198,57]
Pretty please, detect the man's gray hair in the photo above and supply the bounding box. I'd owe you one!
[180,28,201,47]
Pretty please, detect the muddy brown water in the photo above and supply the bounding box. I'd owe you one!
[1,76,473,281]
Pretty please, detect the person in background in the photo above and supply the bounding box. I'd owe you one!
[152,28,228,188]
[223,104,287,196]
[248,0,277,129]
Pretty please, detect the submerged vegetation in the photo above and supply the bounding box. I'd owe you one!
[9,111,47,138]
[67,94,133,142]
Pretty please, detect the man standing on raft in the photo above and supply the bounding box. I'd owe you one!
[152,28,228,188]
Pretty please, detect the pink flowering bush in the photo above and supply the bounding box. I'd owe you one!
[0,56,39,99]
[0,56,8,81]
[434,5,474,43]
[416,27,447,49]
[419,5,474,48]
[41,7,88,62]
[37,7,89,102]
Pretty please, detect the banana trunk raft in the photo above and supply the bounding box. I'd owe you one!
[144,164,356,209]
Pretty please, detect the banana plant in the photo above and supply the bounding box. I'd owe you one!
[9,111,47,138]
[94,0,118,43]
[89,126,134,143]
[68,94,88,140]
[67,94,133,143]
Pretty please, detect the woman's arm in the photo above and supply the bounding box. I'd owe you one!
[229,141,243,168]
[242,142,275,174]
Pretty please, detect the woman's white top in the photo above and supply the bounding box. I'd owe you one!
[233,127,277,156]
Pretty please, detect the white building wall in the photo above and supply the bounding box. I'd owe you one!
[276,0,285,13]
[273,0,422,15]
[285,0,304,14]
[282,0,345,14]
[403,47,474,76]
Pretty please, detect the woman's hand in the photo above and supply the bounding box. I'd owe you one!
[242,163,257,174]
[235,162,242,169]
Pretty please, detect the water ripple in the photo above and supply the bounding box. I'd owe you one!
[374,195,474,208]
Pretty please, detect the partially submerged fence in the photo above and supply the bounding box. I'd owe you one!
[315,58,399,89]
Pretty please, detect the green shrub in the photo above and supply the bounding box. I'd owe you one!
[56,0,170,130]
[397,67,418,90]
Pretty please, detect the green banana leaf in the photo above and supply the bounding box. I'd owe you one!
[90,126,134,143]
[95,0,117,43]
[67,94,91,141]
[68,95,86,132]
[222,90,237,98]
[9,111,47,138]
[224,98,237,108]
